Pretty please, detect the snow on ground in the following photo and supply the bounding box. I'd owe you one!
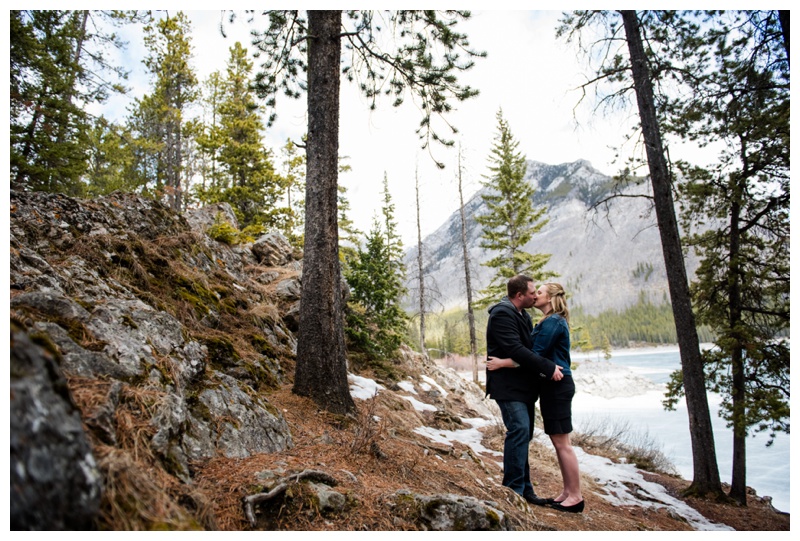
[349,370,733,531]
[578,448,733,531]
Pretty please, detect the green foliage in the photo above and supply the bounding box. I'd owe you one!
[406,307,488,358]
[193,42,283,230]
[206,212,253,246]
[276,138,307,247]
[10,10,128,195]
[241,9,484,165]
[132,11,199,210]
[629,11,792,453]
[85,116,141,197]
[344,179,407,363]
[570,294,717,350]
[475,109,553,306]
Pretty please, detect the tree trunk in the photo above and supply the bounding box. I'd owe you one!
[728,192,747,504]
[458,146,479,383]
[620,10,723,498]
[415,168,428,360]
[778,10,789,65]
[293,10,355,415]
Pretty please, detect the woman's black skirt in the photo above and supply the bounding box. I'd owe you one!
[539,374,575,435]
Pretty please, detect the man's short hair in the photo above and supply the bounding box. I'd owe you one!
[507,275,533,298]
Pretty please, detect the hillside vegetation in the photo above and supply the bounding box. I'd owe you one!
[9,191,786,531]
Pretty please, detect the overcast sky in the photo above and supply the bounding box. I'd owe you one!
[88,7,653,246]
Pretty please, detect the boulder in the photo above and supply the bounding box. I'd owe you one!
[251,232,294,267]
[10,326,103,530]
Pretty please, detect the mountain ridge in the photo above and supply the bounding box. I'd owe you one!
[403,159,698,316]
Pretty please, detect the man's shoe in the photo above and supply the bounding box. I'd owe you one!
[523,491,548,506]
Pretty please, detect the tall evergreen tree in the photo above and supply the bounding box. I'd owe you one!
[194,70,226,197]
[10,10,128,195]
[476,109,552,305]
[346,173,407,356]
[197,41,279,231]
[139,11,198,212]
[236,10,482,414]
[662,10,790,504]
[557,9,724,498]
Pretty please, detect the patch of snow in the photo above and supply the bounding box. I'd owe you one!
[577,448,733,531]
[348,373,384,400]
[349,370,738,530]
[413,420,501,458]
[399,395,437,412]
[420,374,448,397]
[397,379,417,394]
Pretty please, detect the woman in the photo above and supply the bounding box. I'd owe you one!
[486,282,584,513]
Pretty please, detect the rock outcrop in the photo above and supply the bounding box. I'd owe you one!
[9,191,302,528]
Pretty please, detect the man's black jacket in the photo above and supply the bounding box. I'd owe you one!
[485,298,558,404]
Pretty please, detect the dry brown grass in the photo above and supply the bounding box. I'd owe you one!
[187,384,789,532]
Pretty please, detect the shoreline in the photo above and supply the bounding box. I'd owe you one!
[571,342,718,360]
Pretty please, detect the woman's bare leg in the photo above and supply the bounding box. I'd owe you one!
[549,433,582,505]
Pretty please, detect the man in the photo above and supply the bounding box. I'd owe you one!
[485,274,562,505]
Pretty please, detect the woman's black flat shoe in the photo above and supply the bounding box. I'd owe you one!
[551,500,584,513]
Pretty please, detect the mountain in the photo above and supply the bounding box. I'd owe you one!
[403,159,699,316]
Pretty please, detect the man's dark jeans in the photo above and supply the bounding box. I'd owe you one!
[496,400,536,496]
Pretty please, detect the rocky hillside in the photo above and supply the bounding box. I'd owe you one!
[403,159,700,315]
[9,191,786,531]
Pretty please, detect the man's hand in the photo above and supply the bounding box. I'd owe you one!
[551,365,564,381]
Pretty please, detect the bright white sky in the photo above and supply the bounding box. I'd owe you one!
[11,4,780,246]
[92,7,645,246]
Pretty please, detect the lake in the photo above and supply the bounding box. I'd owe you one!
[570,346,790,513]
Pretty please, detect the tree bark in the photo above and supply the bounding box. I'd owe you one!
[778,10,789,66]
[293,10,355,415]
[728,191,747,504]
[458,146,479,383]
[620,10,723,497]
[415,168,428,360]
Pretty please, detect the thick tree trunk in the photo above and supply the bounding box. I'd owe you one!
[293,10,355,415]
[620,10,723,498]
[458,147,479,383]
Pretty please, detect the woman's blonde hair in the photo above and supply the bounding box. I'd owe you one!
[540,282,569,324]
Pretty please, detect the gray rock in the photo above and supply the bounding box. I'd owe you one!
[185,202,239,232]
[390,490,509,531]
[251,232,294,267]
[10,326,102,530]
[308,481,348,514]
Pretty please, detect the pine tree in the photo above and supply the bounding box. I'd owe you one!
[558,9,725,499]
[344,176,407,362]
[239,10,482,414]
[476,109,553,305]
[85,116,138,196]
[345,219,408,361]
[662,10,790,504]
[194,70,226,197]
[278,138,307,247]
[210,41,279,231]
[10,10,128,195]
[140,11,198,212]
